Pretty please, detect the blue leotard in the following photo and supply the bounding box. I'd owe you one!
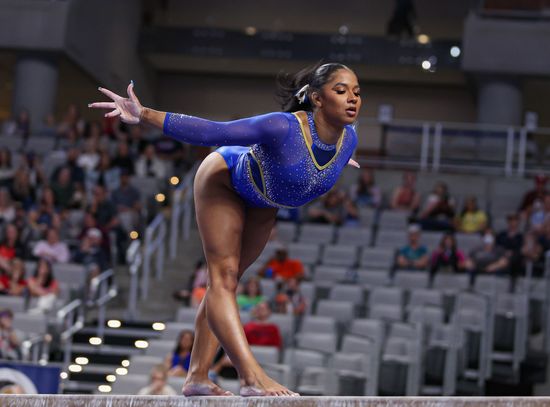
[163,111,357,208]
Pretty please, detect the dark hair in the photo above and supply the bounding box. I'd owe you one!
[275,62,351,112]
[174,329,194,355]
[34,259,54,288]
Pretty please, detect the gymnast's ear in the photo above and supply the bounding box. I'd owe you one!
[310,91,322,108]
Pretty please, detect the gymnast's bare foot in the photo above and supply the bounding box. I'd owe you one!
[182,378,234,396]
[240,373,299,397]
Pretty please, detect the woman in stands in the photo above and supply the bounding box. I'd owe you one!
[90,62,361,397]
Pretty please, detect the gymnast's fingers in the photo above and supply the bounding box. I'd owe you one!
[88,102,116,110]
[98,87,121,101]
[347,158,360,168]
[127,81,140,103]
[105,108,121,118]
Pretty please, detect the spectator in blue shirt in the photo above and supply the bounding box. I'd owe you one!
[396,224,429,270]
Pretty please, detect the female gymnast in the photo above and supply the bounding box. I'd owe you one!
[89,62,362,397]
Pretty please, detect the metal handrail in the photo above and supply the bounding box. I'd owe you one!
[88,269,117,340]
[126,239,142,321]
[21,333,52,364]
[141,213,166,300]
[56,299,84,369]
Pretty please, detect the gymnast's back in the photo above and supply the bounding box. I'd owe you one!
[163,110,358,208]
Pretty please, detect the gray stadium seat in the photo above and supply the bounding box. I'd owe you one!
[250,345,279,365]
[376,230,407,249]
[315,300,355,327]
[336,227,371,247]
[299,224,335,245]
[359,247,395,270]
[295,332,337,354]
[145,340,174,358]
[12,312,48,335]
[52,263,87,290]
[275,222,297,243]
[313,265,348,285]
[299,315,337,335]
[0,296,26,313]
[268,313,295,347]
[175,307,196,324]
[288,242,321,265]
[378,210,409,231]
[329,284,364,306]
[110,373,149,395]
[393,271,430,290]
[357,269,391,287]
[128,355,163,375]
[161,322,195,341]
[321,244,358,267]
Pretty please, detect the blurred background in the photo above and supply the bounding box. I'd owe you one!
[1,0,550,399]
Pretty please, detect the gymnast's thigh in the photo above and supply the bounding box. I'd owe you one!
[238,207,278,278]
[194,152,246,266]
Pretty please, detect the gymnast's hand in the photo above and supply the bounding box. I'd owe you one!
[88,81,143,124]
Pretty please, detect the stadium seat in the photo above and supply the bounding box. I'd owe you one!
[298,224,335,245]
[321,244,358,267]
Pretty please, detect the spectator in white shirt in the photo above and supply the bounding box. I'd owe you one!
[32,227,70,263]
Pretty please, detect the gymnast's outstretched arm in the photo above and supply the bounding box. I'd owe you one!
[89,82,288,147]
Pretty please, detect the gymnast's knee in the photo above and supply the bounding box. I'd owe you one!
[208,260,240,293]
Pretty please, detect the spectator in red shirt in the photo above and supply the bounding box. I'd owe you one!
[244,302,282,349]
[258,246,304,281]
[0,258,27,296]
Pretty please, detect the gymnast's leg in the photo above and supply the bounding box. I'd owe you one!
[182,152,295,396]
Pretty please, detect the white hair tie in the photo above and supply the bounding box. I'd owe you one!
[295,84,310,104]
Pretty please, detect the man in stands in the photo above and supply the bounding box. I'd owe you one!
[395,224,429,270]
[244,302,282,349]
[258,245,304,281]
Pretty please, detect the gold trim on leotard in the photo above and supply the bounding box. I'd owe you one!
[246,150,297,209]
[292,111,345,171]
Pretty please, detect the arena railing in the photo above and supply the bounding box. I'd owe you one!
[359,117,548,176]
[141,213,166,300]
[21,333,52,365]
[56,299,84,369]
[169,163,198,260]
[125,239,142,321]
[87,269,117,341]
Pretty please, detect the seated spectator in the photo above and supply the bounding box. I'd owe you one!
[77,138,101,173]
[51,167,85,210]
[308,188,357,225]
[173,259,207,306]
[496,213,524,276]
[237,278,265,312]
[396,224,429,270]
[258,245,304,281]
[20,152,46,191]
[0,224,24,273]
[10,167,36,211]
[112,141,134,175]
[456,196,488,234]
[165,330,194,377]
[32,228,70,264]
[243,302,282,348]
[73,228,110,273]
[273,277,307,316]
[519,174,547,217]
[87,185,119,232]
[390,171,420,212]
[57,103,86,138]
[135,144,167,180]
[28,187,60,233]
[27,259,59,313]
[522,231,545,276]
[87,151,120,193]
[54,147,84,187]
[2,109,30,138]
[0,259,27,296]
[111,170,141,232]
[466,229,509,276]
[0,148,15,188]
[349,168,381,208]
[529,193,550,234]
[0,309,22,360]
[0,188,16,224]
[419,182,455,231]
[137,364,177,396]
[430,233,467,275]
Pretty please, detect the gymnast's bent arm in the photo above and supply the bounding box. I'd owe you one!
[88,82,288,147]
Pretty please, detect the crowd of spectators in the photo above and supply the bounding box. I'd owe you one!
[0,104,196,320]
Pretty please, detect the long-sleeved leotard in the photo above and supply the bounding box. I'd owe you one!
[163,111,358,208]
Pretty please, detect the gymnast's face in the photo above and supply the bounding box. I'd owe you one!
[313,68,361,127]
